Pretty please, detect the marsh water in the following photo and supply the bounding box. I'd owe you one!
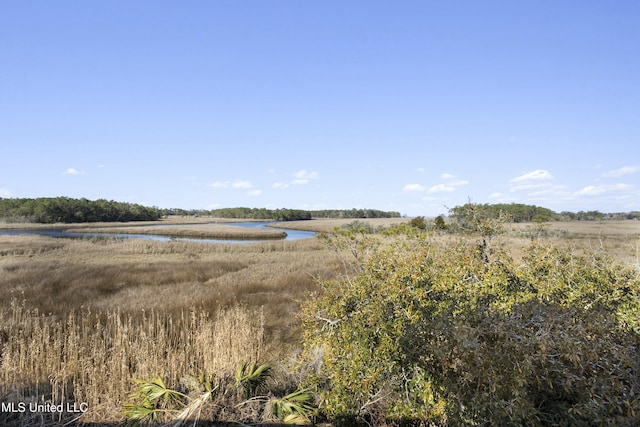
[0,222,316,244]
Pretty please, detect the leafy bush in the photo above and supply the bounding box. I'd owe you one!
[409,216,427,230]
[302,229,640,425]
[433,215,447,230]
[235,362,272,398]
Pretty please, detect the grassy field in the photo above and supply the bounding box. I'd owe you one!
[0,217,638,425]
[268,217,410,232]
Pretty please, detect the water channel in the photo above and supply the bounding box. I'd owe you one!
[0,222,316,244]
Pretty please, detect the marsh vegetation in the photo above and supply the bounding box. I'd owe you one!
[0,213,639,425]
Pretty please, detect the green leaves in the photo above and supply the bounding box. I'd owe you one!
[303,226,640,425]
[123,376,187,424]
[271,388,317,424]
[123,373,219,426]
[235,362,272,398]
[123,366,319,426]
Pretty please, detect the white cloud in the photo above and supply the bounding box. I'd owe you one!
[576,183,634,196]
[232,180,252,189]
[0,188,12,197]
[403,183,426,192]
[211,179,253,189]
[293,169,319,180]
[273,170,320,188]
[291,169,320,185]
[417,168,425,173]
[247,189,262,196]
[602,166,640,178]
[510,182,551,193]
[420,175,468,194]
[428,184,455,193]
[211,181,230,188]
[63,168,84,176]
[510,169,553,183]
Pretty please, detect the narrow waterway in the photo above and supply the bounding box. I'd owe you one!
[0,222,316,244]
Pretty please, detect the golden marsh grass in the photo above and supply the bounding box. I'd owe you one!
[0,302,264,425]
[0,232,334,424]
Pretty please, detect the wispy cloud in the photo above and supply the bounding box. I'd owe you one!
[403,183,426,192]
[291,169,320,185]
[407,174,469,194]
[247,189,262,196]
[63,167,84,176]
[211,181,230,188]
[507,170,564,198]
[510,169,553,183]
[510,183,554,193]
[272,170,321,188]
[576,183,634,196]
[427,184,456,193]
[232,180,253,189]
[211,179,253,189]
[0,188,12,197]
[602,165,640,178]
[427,178,468,194]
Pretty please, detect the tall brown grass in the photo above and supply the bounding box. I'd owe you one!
[0,233,336,424]
[0,300,264,425]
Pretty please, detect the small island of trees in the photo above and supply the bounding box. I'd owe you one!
[0,197,163,223]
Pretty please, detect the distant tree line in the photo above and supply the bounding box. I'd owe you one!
[0,198,403,224]
[162,207,401,220]
[208,207,312,221]
[309,208,401,219]
[557,210,640,221]
[0,197,162,223]
[448,203,640,223]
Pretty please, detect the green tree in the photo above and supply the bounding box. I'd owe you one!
[302,227,640,425]
[409,216,427,230]
[433,215,447,230]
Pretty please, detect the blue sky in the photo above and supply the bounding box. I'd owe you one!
[1,1,638,216]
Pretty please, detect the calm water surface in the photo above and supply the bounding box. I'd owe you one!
[0,222,315,244]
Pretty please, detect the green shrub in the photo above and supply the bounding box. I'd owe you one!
[302,231,640,425]
[409,216,427,230]
[433,215,447,230]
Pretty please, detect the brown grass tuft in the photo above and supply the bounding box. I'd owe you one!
[0,301,264,424]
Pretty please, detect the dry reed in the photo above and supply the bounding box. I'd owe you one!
[0,300,264,425]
